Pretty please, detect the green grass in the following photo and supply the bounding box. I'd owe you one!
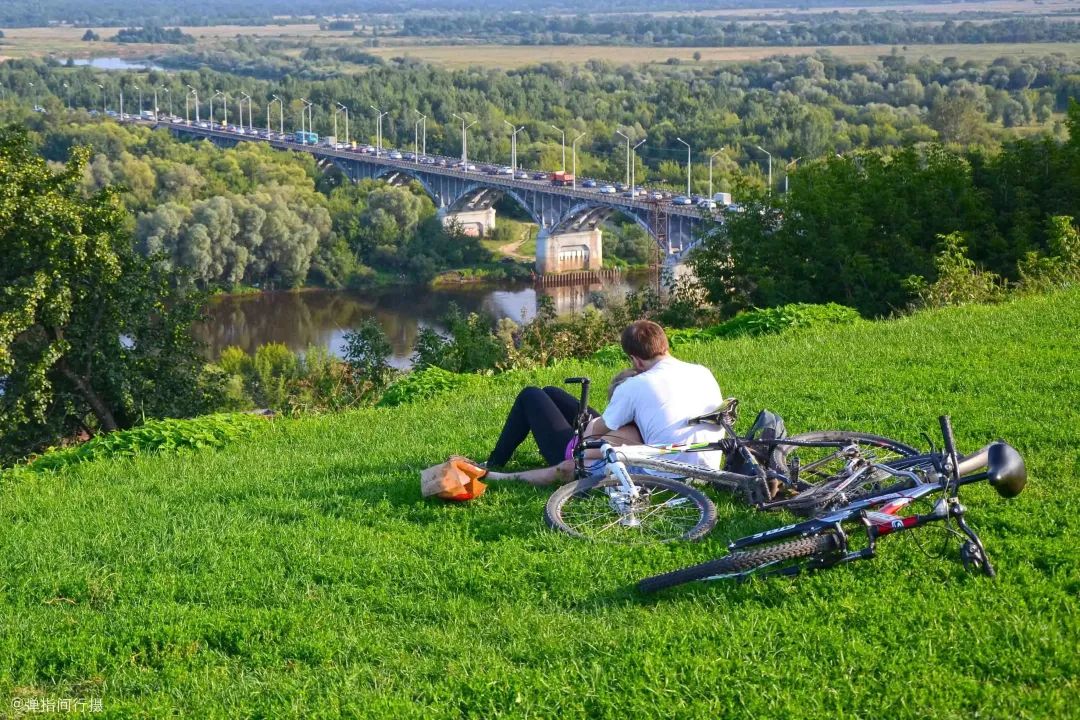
[2,289,1079,718]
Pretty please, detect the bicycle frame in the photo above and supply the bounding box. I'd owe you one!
[716,417,1025,580]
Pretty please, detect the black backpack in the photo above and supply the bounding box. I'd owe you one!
[723,409,787,475]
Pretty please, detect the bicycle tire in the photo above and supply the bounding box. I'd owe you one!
[637,533,840,593]
[545,475,717,544]
[769,431,921,515]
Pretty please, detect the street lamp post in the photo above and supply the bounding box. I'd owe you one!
[240,92,253,131]
[119,89,124,120]
[337,103,350,145]
[452,113,476,165]
[550,125,566,171]
[615,130,631,187]
[504,121,524,170]
[414,110,427,157]
[271,95,284,134]
[163,87,171,117]
[186,85,199,124]
[708,148,724,200]
[211,90,225,127]
[98,83,106,114]
[632,137,646,196]
[676,137,691,197]
[755,145,773,195]
[571,132,586,189]
[300,98,313,141]
[134,85,142,117]
[370,105,388,156]
[784,156,803,194]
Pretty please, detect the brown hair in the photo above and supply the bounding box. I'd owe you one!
[608,368,639,400]
[621,320,669,360]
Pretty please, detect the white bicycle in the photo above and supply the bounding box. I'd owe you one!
[544,378,922,544]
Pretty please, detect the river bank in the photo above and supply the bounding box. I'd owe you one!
[194,272,654,367]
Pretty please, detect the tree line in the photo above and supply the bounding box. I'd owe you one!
[6,49,1078,196]
[691,102,1080,317]
[0,1,1002,28]
[399,15,1080,48]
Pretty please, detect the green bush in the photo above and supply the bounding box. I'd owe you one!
[708,303,863,339]
[905,232,1003,309]
[342,320,395,391]
[378,366,470,408]
[22,414,268,472]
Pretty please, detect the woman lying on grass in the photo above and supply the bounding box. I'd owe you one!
[479,369,642,486]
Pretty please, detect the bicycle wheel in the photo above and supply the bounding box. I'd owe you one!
[637,533,840,593]
[545,475,717,544]
[769,431,921,515]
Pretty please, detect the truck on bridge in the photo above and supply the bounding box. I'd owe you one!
[294,131,318,145]
[551,170,575,187]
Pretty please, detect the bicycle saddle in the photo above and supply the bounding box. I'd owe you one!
[687,398,739,426]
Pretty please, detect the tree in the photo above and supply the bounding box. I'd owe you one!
[81,29,100,42]
[0,126,209,464]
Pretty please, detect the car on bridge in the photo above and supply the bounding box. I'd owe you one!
[615,182,628,192]
[673,195,693,206]
[582,179,597,188]
[388,151,404,160]
[532,172,548,181]
[515,170,529,179]
[599,185,617,194]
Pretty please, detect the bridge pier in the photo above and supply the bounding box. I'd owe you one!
[440,207,496,237]
[536,228,603,274]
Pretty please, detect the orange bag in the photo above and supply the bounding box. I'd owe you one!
[420,457,488,502]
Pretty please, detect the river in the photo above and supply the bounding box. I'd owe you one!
[193,274,653,368]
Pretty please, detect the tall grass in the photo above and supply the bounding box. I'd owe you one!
[1,289,1077,718]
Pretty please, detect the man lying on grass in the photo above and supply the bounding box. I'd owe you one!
[481,320,727,486]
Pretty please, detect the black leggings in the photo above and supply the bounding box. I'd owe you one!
[487,386,599,467]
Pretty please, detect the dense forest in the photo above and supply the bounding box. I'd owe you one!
[400,15,1080,47]
[692,102,1080,317]
[7,111,502,289]
[6,49,1076,187]
[111,25,196,44]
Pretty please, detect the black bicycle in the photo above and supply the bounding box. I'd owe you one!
[544,377,926,543]
[638,416,1027,592]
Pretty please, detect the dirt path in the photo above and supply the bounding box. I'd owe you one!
[497,230,533,261]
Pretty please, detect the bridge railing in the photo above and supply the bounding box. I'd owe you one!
[162,120,704,219]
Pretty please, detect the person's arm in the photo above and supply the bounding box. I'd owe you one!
[600,381,634,435]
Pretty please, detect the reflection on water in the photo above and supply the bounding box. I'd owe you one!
[194,275,650,367]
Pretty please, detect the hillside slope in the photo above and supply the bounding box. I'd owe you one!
[2,289,1079,718]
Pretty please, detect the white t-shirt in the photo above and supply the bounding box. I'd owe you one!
[602,355,726,470]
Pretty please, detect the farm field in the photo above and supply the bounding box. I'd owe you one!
[2,288,1077,718]
[0,24,354,59]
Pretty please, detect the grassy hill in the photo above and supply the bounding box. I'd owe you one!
[2,289,1078,718]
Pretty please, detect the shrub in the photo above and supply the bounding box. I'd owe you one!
[253,343,298,409]
[905,232,1003,309]
[1018,215,1080,293]
[709,303,863,339]
[22,414,267,472]
[378,366,470,407]
[342,320,395,391]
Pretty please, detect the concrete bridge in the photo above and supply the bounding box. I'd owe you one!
[163,122,708,274]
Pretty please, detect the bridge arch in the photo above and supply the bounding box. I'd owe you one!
[550,200,655,241]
